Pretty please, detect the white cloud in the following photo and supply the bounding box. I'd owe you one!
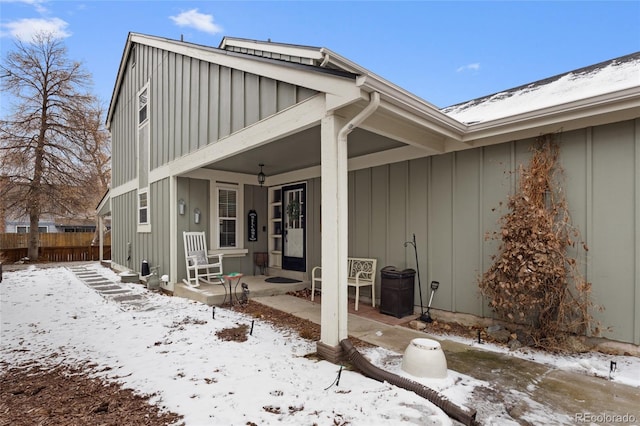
[169,9,223,35]
[0,17,71,40]
[2,0,49,14]
[456,63,481,73]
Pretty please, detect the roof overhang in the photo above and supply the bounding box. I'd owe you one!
[106,33,363,128]
[96,189,111,216]
[460,86,640,147]
[106,34,639,171]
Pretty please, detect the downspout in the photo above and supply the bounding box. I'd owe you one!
[340,339,479,426]
[334,92,380,339]
[320,52,330,68]
[338,91,381,142]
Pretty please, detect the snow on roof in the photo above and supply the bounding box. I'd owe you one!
[442,52,640,124]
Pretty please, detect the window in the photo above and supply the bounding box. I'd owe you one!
[138,88,148,124]
[218,187,237,248]
[131,45,137,68]
[138,190,149,225]
[16,226,48,233]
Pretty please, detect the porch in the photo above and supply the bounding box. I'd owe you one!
[172,274,411,328]
[174,274,309,306]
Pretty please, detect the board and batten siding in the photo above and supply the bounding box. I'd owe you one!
[340,120,639,345]
[110,43,318,187]
[111,178,171,280]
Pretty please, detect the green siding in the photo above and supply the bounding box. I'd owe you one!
[109,43,319,187]
[111,179,172,279]
[328,120,639,344]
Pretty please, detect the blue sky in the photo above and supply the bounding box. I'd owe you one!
[1,0,639,110]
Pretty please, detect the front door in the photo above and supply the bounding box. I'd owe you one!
[282,183,306,271]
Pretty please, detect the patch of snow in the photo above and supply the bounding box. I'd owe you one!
[2,263,638,425]
[1,264,452,425]
[443,54,640,124]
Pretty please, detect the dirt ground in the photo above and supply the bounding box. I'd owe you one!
[0,297,372,426]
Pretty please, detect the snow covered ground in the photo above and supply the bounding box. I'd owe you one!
[1,263,638,425]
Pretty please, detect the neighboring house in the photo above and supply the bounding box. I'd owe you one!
[102,32,639,358]
[4,216,97,233]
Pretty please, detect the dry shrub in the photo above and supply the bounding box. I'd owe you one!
[479,134,601,352]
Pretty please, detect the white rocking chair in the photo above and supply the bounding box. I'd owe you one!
[183,231,223,287]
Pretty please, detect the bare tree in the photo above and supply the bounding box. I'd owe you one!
[0,32,110,260]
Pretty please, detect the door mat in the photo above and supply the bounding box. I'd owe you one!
[265,277,302,284]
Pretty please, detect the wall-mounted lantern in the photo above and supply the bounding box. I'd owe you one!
[194,208,201,224]
[178,199,186,215]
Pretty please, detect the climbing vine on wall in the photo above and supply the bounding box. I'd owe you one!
[479,134,601,352]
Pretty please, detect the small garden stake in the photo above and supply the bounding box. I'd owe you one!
[324,365,343,390]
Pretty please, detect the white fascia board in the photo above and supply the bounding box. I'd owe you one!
[96,191,111,216]
[463,87,640,145]
[319,48,366,74]
[107,33,135,128]
[148,95,326,181]
[131,34,356,98]
[357,74,467,136]
[376,98,463,142]
[221,38,325,62]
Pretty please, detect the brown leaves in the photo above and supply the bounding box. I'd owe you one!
[478,134,599,352]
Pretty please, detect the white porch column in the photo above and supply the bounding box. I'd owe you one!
[317,112,349,361]
[98,216,104,261]
[165,175,178,292]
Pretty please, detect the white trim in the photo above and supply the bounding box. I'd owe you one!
[137,188,150,233]
[208,248,249,258]
[214,183,243,250]
[138,86,149,126]
[462,87,640,146]
[110,179,137,197]
[149,95,326,179]
[166,176,178,291]
[130,34,358,96]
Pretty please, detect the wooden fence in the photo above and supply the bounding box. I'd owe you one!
[0,233,111,263]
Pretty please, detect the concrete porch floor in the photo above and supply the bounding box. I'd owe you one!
[173,274,308,305]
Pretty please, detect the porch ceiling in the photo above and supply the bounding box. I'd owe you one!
[204,126,406,176]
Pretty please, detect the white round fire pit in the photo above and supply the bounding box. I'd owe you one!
[401,338,448,379]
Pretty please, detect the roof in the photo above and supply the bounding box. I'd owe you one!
[442,52,640,124]
[106,33,357,127]
[106,33,639,149]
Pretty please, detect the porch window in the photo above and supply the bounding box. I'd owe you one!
[218,187,237,248]
[138,190,149,225]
